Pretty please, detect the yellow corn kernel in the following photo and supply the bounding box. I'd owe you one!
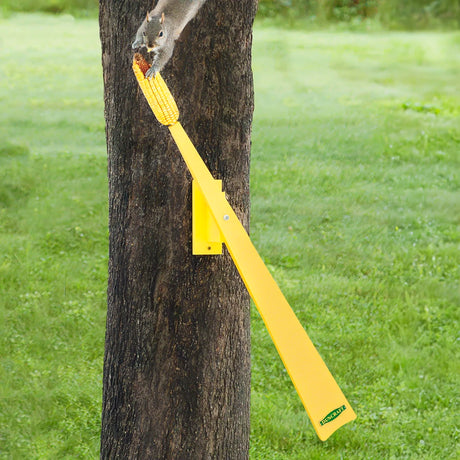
[132,59,179,126]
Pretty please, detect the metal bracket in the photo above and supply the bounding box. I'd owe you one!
[192,180,224,255]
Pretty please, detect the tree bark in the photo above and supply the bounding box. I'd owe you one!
[99,0,257,458]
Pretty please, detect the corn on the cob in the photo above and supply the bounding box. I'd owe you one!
[133,52,151,76]
[132,54,179,126]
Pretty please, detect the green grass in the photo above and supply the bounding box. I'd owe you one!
[1,13,459,459]
[250,28,459,459]
[0,14,106,458]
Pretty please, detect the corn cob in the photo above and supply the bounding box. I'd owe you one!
[132,53,179,126]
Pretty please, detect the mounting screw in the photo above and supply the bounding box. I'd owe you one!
[223,215,230,221]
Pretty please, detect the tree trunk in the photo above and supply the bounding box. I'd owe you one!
[99,0,257,458]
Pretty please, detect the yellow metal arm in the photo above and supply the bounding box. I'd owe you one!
[132,57,356,441]
[167,122,356,441]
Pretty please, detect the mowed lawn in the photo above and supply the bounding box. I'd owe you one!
[0,14,459,459]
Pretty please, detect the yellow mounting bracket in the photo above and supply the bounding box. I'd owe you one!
[132,55,356,441]
[192,180,224,255]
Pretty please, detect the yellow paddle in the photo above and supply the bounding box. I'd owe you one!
[132,55,356,440]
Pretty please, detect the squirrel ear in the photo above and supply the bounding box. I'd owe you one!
[146,12,151,22]
[160,12,165,24]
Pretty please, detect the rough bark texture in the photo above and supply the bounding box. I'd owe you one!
[99,0,257,458]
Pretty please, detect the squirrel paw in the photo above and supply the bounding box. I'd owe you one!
[145,65,159,79]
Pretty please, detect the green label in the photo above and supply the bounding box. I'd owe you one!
[320,405,346,426]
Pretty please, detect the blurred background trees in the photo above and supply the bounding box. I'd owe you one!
[258,0,459,28]
[2,0,459,29]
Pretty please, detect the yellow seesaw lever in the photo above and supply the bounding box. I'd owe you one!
[132,54,356,441]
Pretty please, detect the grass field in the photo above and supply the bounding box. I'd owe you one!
[1,13,459,459]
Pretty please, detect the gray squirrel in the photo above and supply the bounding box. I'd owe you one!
[132,0,207,78]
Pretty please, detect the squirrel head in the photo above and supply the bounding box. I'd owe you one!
[132,12,167,51]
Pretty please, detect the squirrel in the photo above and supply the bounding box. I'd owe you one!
[132,0,207,78]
